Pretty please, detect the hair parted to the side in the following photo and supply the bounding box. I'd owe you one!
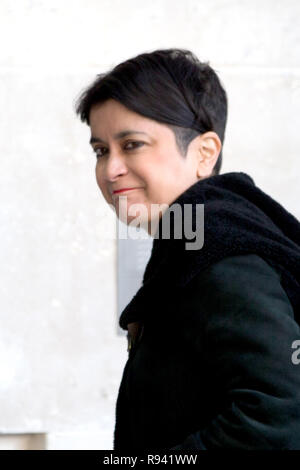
[75,48,228,176]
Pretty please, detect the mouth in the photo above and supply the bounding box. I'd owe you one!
[112,188,141,195]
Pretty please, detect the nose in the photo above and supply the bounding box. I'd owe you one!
[100,150,129,182]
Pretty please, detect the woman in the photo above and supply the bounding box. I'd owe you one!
[75,48,300,451]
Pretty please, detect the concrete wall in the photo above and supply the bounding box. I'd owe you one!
[0,0,299,449]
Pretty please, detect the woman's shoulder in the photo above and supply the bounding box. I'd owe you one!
[183,253,282,292]
[171,252,299,358]
[204,252,281,281]
[180,252,295,323]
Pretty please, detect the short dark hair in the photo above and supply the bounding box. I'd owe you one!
[75,48,228,176]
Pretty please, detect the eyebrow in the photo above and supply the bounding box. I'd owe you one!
[89,130,149,145]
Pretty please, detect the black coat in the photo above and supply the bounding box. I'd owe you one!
[113,172,300,451]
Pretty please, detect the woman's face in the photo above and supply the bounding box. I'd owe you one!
[89,99,219,235]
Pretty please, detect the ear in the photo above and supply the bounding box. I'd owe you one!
[196,131,222,178]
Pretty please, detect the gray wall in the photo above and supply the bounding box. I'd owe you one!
[0,0,299,449]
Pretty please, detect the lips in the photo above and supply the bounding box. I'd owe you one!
[113,188,138,194]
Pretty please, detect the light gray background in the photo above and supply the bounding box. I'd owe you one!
[0,0,299,449]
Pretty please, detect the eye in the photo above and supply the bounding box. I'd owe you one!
[125,141,144,151]
[94,147,106,158]
[93,141,144,159]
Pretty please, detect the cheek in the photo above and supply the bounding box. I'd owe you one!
[95,165,100,182]
[95,169,110,202]
[95,165,104,188]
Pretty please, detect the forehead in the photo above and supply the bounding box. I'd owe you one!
[90,99,146,126]
[89,99,171,138]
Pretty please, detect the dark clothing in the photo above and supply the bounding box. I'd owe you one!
[113,172,300,451]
